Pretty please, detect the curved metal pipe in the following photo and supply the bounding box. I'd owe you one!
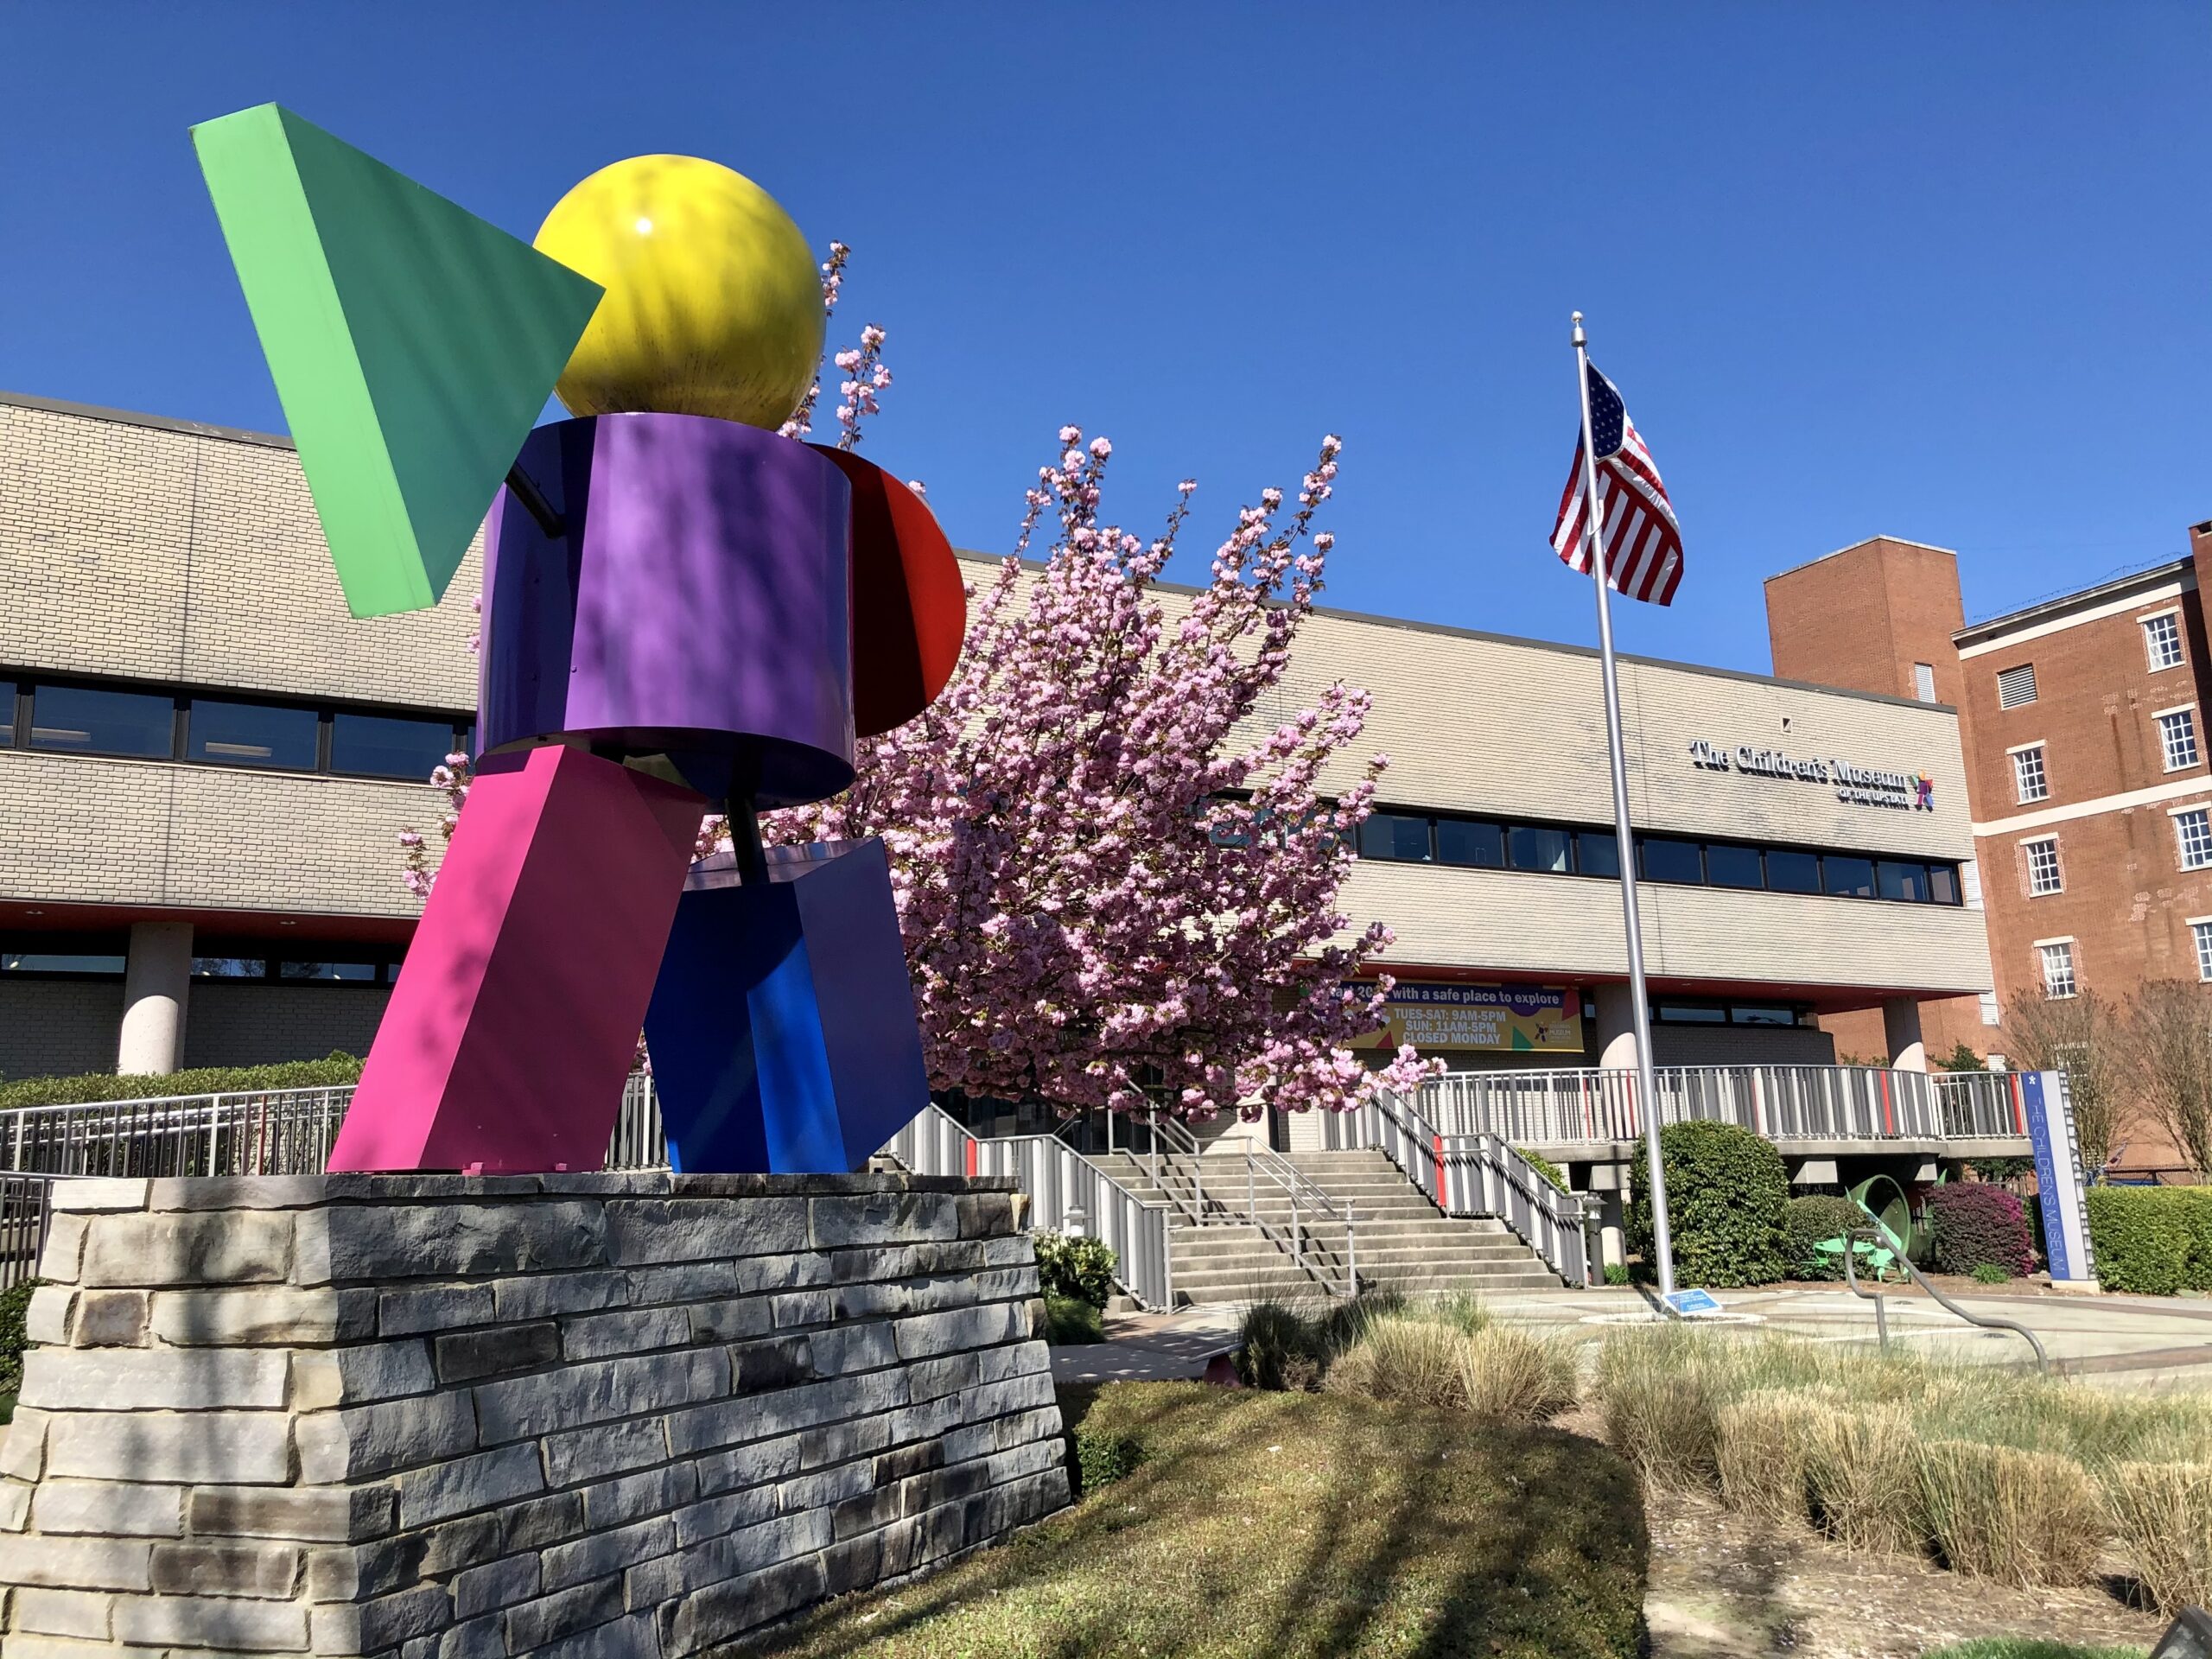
[1840,1223,2049,1374]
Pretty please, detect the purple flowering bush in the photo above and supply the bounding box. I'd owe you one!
[1927,1182,2036,1279]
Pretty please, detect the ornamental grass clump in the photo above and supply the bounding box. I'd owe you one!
[2101,1459,2212,1616]
[1598,1322,2212,1603]
[1802,1404,1924,1556]
[1713,1390,1823,1524]
[1915,1440,2104,1587]
[1453,1325,1579,1424]
[1326,1315,1577,1425]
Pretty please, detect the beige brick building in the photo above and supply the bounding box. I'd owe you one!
[1,391,1996,1085]
[0,391,478,1079]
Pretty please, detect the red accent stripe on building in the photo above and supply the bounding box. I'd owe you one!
[1878,1070,1895,1136]
[963,1137,977,1179]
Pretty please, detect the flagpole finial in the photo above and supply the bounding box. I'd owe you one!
[1571,311,1586,347]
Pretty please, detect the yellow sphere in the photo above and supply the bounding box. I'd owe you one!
[535,155,823,429]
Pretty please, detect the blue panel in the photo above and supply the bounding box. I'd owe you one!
[642,836,930,1173]
[746,929,844,1171]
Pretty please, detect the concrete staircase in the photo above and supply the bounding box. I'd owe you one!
[1089,1146,1564,1306]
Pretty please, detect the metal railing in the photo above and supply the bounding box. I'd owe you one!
[886,1105,1174,1309]
[1327,1090,1591,1287]
[1141,1115,1359,1299]
[1410,1065,2028,1148]
[0,1087,353,1178]
[0,1173,61,1293]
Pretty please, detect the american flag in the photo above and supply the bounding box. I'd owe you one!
[1550,361,1682,607]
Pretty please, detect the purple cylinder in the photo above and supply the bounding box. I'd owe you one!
[478,413,855,809]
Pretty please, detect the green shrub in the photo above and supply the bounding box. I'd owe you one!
[2084,1186,2212,1295]
[1972,1262,2010,1286]
[0,1052,362,1111]
[1516,1148,1568,1192]
[1629,1121,1791,1288]
[1783,1196,1865,1281]
[1602,1262,1630,1286]
[1044,1294,1103,1345]
[0,1279,37,1396]
[1031,1231,1118,1306]
[1072,1427,1146,1495]
[1928,1184,2036,1279]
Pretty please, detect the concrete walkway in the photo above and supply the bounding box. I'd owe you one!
[1052,1283,2212,1391]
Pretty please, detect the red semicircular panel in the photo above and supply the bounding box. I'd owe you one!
[811,446,967,739]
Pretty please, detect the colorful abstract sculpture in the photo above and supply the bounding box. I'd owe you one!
[197,105,963,1174]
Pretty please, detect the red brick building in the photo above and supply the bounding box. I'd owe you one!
[1767,527,2212,1176]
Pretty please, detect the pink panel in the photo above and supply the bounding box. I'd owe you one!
[328,745,704,1173]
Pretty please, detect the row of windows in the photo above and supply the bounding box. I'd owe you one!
[1355,810,1963,906]
[1994,612,2188,716]
[1,949,402,985]
[3,677,470,783]
[2008,709,2200,806]
[2020,805,2212,900]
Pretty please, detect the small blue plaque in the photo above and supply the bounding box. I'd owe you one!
[1664,1288,1723,1317]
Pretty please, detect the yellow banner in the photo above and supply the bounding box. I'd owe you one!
[1351,982,1584,1053]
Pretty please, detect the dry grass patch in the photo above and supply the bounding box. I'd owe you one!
[1916,1440,2105,1587]
[1803,1404,1923,1557]
[1325,1316,1577,1425]
[760,1382,1648,1659]
[2101,1459,2212,1617]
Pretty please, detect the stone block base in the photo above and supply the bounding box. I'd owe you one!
[0,1171,1070,1656]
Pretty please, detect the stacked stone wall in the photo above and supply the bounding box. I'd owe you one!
[0,1171,1069,1656]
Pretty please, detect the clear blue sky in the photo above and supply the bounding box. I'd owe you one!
[3,4,2205,674]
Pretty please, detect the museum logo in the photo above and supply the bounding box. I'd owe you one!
[1688,740,1935,812]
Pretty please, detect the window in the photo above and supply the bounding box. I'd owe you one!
[2012,745,2048,804]
[1573,830,1620,879]
[1434,819,1503,868]
[1357,813,1433,862]
[2145,612,2185,671]
[1730,1005,1798,1026]
[1705,843,1764,889]
[329,713,458,781]
[1913,663,1937,702]
[1823,855,1876,898]
[2177,808,2212,872]
[1764,849,1821,893]
[279,961,379,982]
[28,683,175,758]
[187,700,319,770]
[192,957,267,978]
[1997,664,2038,709]
[1877,860,1929,902]
[1977,990,2002,1027]
[1641,837,1703,884]
[2038,940,2077,999]
[1,952,125,975]
[1654,1002,1727,1023]
[2194,920,2212,983]
[2024,836,2063,895]
[1927,864,1961,905]
[1506,825,1571,874]
[2158,708,2201,772]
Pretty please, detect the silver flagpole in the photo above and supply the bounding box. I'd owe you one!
[1571,311,1676,1302]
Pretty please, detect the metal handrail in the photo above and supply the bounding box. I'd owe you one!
[884,1103,1176,1310]
[1840,1222,2049,1373]
[1144,1114,1358,1297]
[1343,1089,1591,1287]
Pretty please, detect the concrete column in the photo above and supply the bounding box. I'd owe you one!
[118,921,193,1076]
[1881,996,1927,1072]
[1596,1191,1626,1272]
[1592,983,1639,1070]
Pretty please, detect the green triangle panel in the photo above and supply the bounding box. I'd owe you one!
[192,105,602,618]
